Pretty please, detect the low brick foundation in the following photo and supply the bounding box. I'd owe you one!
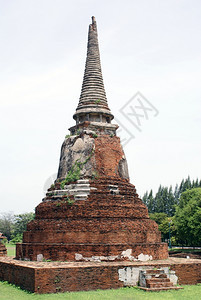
[0,257,201,294]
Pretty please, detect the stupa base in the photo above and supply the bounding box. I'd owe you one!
[1,256,201,293]
[16,242,168,261]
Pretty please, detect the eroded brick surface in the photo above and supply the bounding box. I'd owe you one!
[16,136,168,261]
[16,174,168,261]
[94,136,129,179]
[0,244,7,257]
[1,257,201,293]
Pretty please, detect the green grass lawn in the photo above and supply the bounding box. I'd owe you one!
[5,244,15,257]
[0,282,201,300]
[170,248,201,253]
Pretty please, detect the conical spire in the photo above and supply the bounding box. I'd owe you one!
[73,16,114,123]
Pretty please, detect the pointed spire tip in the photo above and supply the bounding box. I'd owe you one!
[91,16,96,31]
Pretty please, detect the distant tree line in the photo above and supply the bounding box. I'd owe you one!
[142,177,201,246]
[0,212,34,243]
[142,176,201,216]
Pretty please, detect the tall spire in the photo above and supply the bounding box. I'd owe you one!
[73,16,114,125]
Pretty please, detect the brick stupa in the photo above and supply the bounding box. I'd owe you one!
[0,233,7,257]
[16,17,168,262]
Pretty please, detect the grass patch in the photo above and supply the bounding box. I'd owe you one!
[169,248,201,253]
[5,243,16,257]
[0,282,201,300]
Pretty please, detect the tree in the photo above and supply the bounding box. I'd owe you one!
[150,212,168,225]
[142,177,201,216]
[142,191,149,207]
[166,186,176,216]
[0,212,14,241]
[149,212,176,244]
[183,176,192,191]
[11,212,35,243]
[174,184,180,205]
[0,211,35,243]
[147,190,155,213]
[155,185,164,213]
[174,188,201,246]
[142,190,155,213]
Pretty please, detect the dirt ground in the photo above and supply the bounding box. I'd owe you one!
[169,251,201,259]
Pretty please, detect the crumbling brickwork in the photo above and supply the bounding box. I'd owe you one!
[0,244,7,257]
[1,257,201,294]
[16,169,168,261]
[0,233,7,256]
[94,136,129,179]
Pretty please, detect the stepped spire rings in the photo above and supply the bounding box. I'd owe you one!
[73,16,114,133]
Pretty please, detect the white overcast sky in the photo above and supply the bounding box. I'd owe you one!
[0,0,200,214]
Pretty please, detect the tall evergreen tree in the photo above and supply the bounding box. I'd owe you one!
[155,185,165,213]
[142,191,149,207]
[142,177,201,217]
[179,179,185,196]
[174,183,180,205]
[147,190,155,213]
[167,186,175,216]
[183,176,191,191]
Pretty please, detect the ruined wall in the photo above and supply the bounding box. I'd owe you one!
[0,260,35,292]
[94,135,129,179]
[1,258,201,294]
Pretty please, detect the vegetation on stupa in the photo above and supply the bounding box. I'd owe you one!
[60,149,95,188]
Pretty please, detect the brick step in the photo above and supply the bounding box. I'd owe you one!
[89,191,136,197]
[146,269,165,275]
[74,194,88,201]
[138,286,183,292]
[146,274,168,279]
[69,189,90,194]
[90,190,111,195]
[147,282,173,288]
[157,273,168,278]
[73,184,90,189]
[91,189,136,195]
[90,182,135,189]
[146,278,170,283]
[139,268,181,291]
[77,179,89,184]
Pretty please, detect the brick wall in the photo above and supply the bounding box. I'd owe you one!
[16,242,168,261]
[1,258,201,294]
[0,260,35,292]
[94,136,125,178]
[0,243,7,256]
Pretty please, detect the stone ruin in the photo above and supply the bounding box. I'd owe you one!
[0,233,7,256]
[16,16,168,262]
